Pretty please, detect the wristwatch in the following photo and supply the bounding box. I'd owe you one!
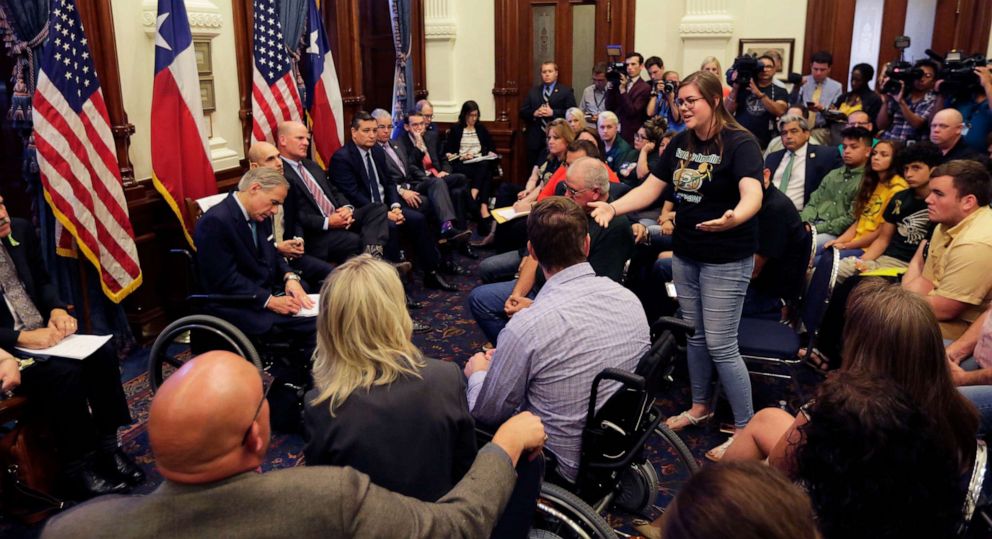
[284,273,301,283]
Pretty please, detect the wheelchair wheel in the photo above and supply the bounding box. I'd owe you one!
[613,460,660,516]
[653,424,700,476]
[532,483,618,539]
[148,314,262,393]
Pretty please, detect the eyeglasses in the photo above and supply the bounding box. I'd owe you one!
[847,121,871,127]
[377,124,394,130]
[634,132,647,140]
[241,375,273,446]
[675,96,705,109]
[422,114,434,120]
[564,184,593,196]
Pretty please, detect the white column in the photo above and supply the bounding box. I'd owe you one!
[679,0,734,75]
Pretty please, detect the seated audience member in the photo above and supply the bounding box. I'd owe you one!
[304,256,474,501]
[821,139,908,258]
[442,101,498,226]
[276,122,389,264]
[579,62,608,124]
[413,99,444,155]
[479,118,573,252]
[931,108,987,165]
[538,140,619,201]
[564,106,588,134]
[726,54,789,149]
[837,110,879,151]
[795,51,843,131]
[764,113,841,210]
[902,159,992,339]
[618,117,670,188]
[947,306,992,434]
[247,142,333,289]
[833,63,882,126]
[465,195,649,482]
[578,125,607,158]
[329,111,456,291]
[520,61,576,167]
[646,60,684,133]
[878,59,938,142]
[193,167,316,337]
[942,65,992,154]
[835,141,940,281]
[746,169,809,318]
[605,52,651,144]
[41,351,547,538]
[800,127,873,252]
[699,56,731,98]
[643,462,817,539]
[0,197,140,499]
[763,105,827,157]
[393,111,471,238]
[598,111,637,175]
[470,162,634,342]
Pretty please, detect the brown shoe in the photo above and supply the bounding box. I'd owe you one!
[392,261,412,275]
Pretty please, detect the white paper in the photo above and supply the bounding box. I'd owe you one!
[294,294,321,318]
[463,153,499,164]
[17,334,112,360]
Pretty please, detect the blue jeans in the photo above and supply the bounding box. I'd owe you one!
[958,385,992,436]
[673,255,754,429]
[479,250,522,284]
[467,280,536,344]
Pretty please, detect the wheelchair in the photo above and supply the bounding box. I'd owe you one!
[530,317,699,538]
[147,248,315,432]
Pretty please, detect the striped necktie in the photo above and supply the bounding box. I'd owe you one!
[296,161,335,217]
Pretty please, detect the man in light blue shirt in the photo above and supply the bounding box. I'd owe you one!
[464,191,650,482]
[795,50,843,129]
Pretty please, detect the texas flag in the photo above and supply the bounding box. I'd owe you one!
[151,0,217,247]
[301,0,344,168]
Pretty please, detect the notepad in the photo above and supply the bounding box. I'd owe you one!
[491,206,530,224]
[294,294,321,317]
[17,334,112,360]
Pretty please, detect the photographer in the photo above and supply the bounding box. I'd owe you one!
[726,54,789,149]
[646,60,685,133]
[605,52,651,145]
[935,63,992,154]
[877,59,938,142]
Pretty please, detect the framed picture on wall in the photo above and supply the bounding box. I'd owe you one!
[194,41,212,75]
[738,38,795,79]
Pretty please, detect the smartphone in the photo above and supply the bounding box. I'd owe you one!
[665,282,678,299]
[805,101,816,108]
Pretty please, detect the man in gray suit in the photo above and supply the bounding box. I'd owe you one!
[42,351,547,539]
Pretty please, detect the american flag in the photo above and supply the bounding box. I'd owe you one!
[32,0,143,303]
[251,0,304,144]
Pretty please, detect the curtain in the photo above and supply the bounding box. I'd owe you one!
[388,0,414,136]
[280,0,308,109]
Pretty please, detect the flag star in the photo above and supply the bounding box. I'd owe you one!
[55,52,62,61]
[306,30,319,54]
[64,71,72,79]
[63,57,70,65]
[82,52,89,59]
[83,79,90,87]
[155,12,173,50]
[81,38,86,46]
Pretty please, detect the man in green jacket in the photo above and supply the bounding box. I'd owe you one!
[800,126,873,253]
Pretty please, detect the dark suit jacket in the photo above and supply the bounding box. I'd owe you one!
[606,78,651,144]
[0,218,66,350]
[41,444,516,539]
[519,82,577,151]
[395,134,451,184]
[379,139,427,186]
[764,144,842,206]
[282,157,354,249]
[193,193,291,333]
[328,142,400,208]
[304,359,477,502]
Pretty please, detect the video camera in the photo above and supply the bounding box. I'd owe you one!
[881,36,923,94]
[605,44,625,85]
[932,49,991,97]
[726,54,761,89]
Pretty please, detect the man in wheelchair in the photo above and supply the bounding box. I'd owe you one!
[465,193,650,483]
[192,167,318,370]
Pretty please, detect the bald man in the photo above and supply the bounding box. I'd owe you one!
[931,108,986,165]
[42,351,546,538]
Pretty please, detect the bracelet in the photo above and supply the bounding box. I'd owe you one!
[608,204,617,217]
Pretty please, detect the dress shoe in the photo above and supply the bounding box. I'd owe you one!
[98,448,146,486]
[470,231,496,248]
[460,244,480,259]
[412,319,432,333]
[406,297,424,310]
[424,271,458,292]
[439,258,470,276]
[65,462,130,500]
[438,228,471,246]
[392,261,413,275]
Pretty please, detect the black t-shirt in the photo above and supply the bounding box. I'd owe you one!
[881,189,933,262]
[734,83,788,148]
[753,186,807,301]
[651,128,764,263]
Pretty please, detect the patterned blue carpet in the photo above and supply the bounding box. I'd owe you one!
[1,244,819,537]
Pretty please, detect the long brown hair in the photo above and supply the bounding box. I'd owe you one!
[841,280,978,468]
[853,139,901,218]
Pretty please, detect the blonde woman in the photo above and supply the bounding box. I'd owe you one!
[565,107,588,134]
[304,255,476,501]
[700,56,731,98]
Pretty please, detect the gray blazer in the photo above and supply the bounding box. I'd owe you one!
[41,444,516,539]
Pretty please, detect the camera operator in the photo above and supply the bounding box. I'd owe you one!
[934,64,992,154]
[877,59,938,142]
[605,52,651,145]
[579,62,609,124]
[726,54,789,149]
[646,60,685,133]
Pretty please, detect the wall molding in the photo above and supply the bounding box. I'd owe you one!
[141,0,223,38]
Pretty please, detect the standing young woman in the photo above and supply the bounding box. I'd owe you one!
[590,70,763,458]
